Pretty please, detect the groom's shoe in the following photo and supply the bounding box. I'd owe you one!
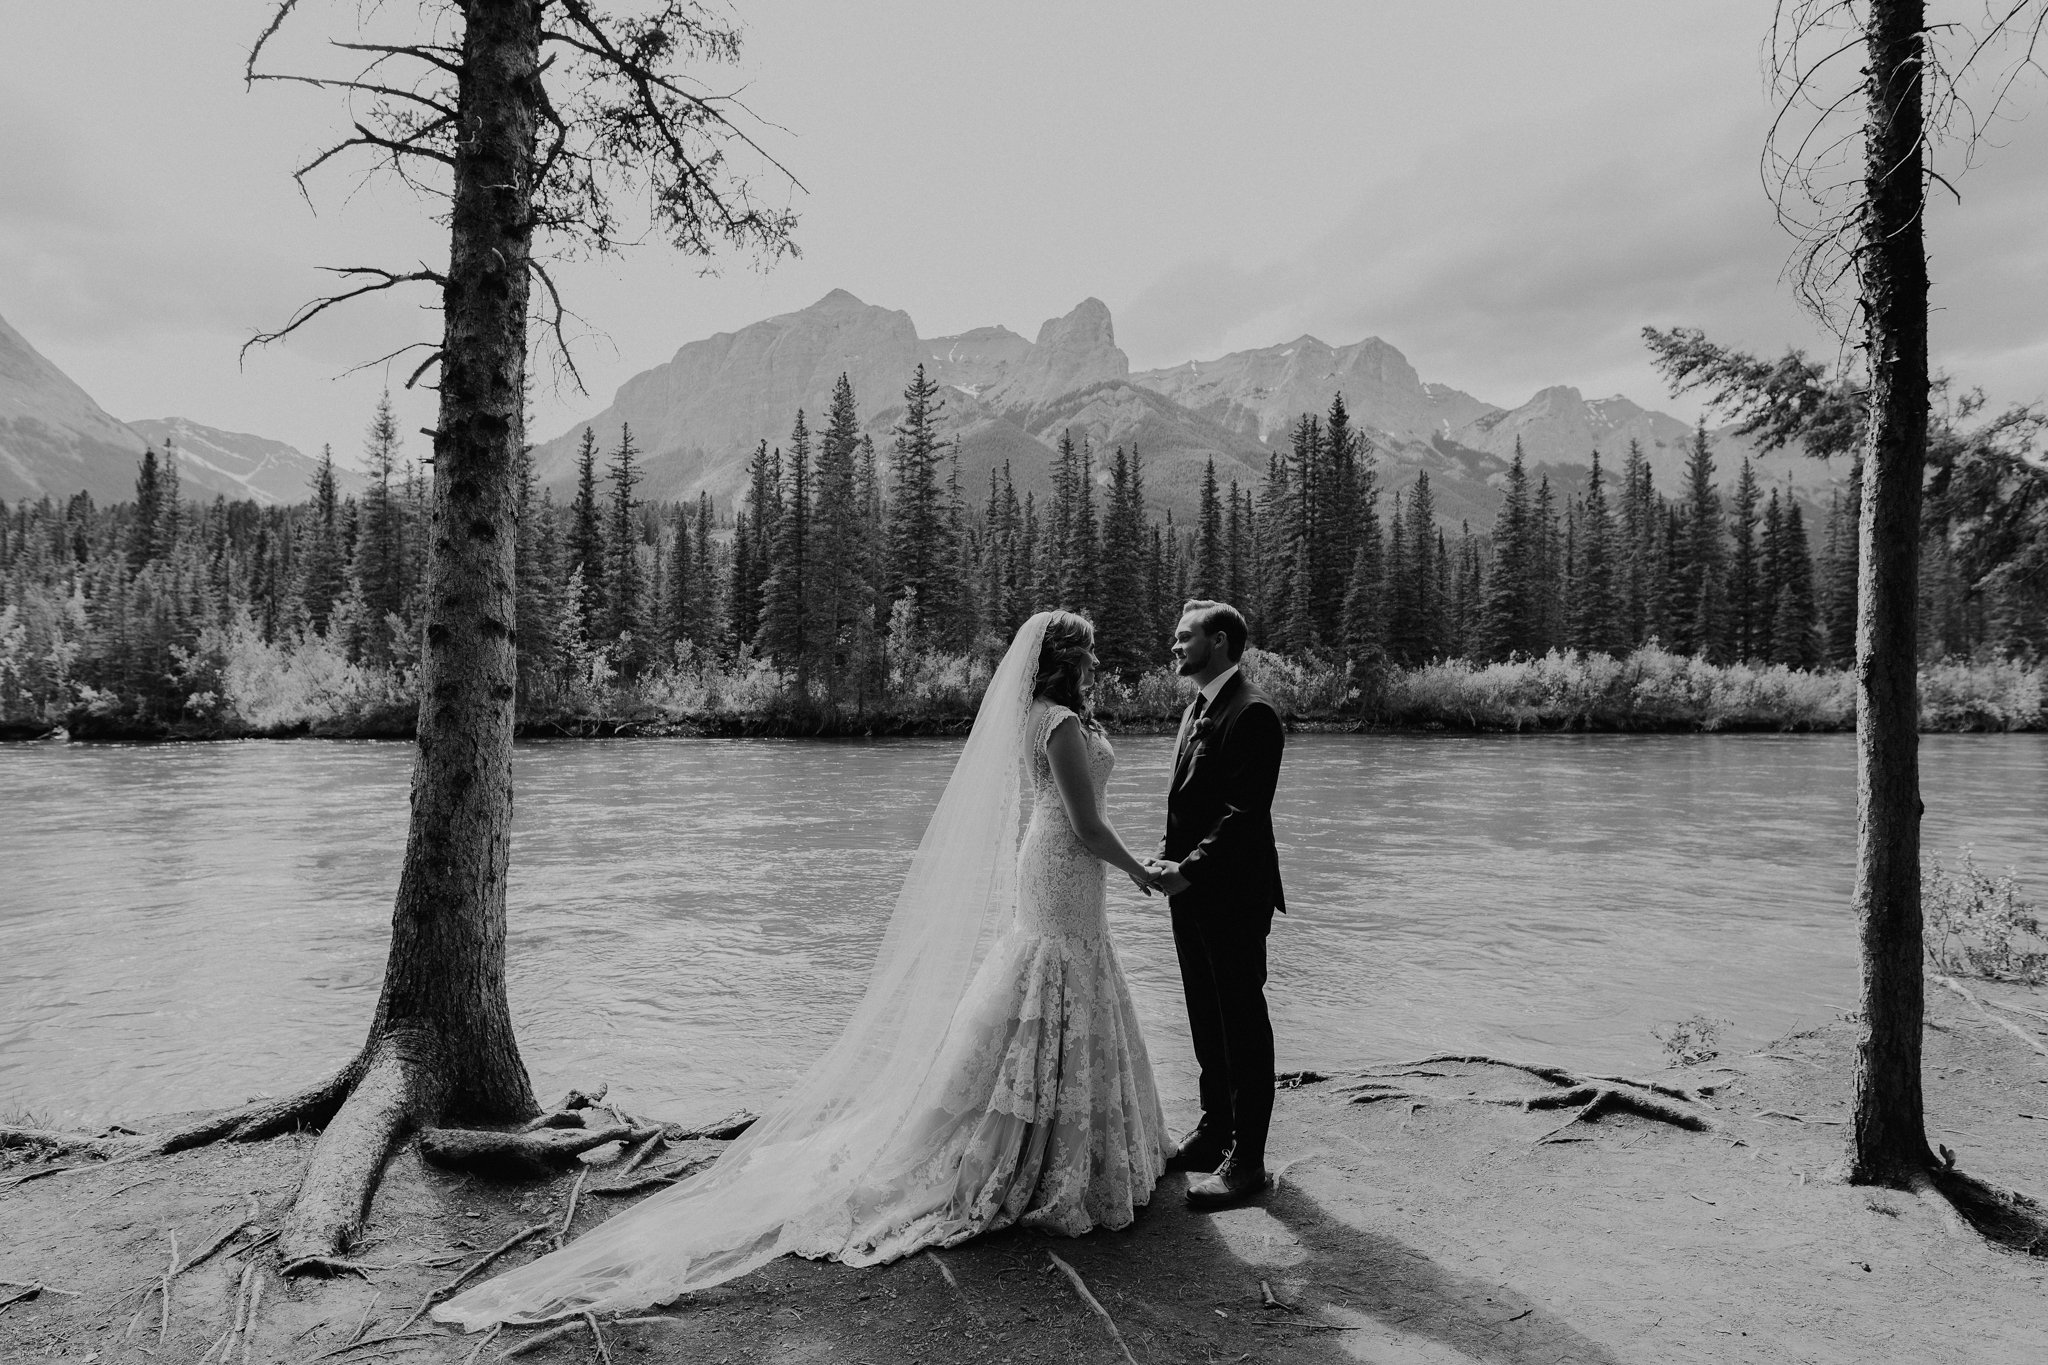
[1184,1151,1270,1210]
[1164,1127,1231,1174]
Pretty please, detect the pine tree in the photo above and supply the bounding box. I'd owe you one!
[729,440,779,652]
[1096,445,1151,675]
[1533,475,1563,653]
[1382,492,1421,664]
[1568,449,1623,654]
[300,445,347,632]
[1727,458,1764,661]
[1340,490,1384,661]
[1224,483,1250,613]
[690,493,719,650]
[885,364,949,641]
[807,377,871,704]
[1482,441,1539,660]
[1068,437,1099,617]
[1284,413,1324,654]
[514,449,566,706]
[603,422,648,671]
[1773,498,1823,668]
[1670,420,1728,659]
[567,427,607,640]
[1193,457,1224,599]
[663,502,691,651]
[352,393,409,662]
[1255,451,1294,649]
[1045,430,1078,610]
[1758,487,1786,663]
[1409,469,1440,658]
[130,447,163,573]
[1619,439,1657,646]
[758,411,813,690]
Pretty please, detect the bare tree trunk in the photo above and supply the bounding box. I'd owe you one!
[1847,0,1933,1188]
[276,0,544,1265]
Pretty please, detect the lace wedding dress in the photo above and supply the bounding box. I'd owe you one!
[437,614,1167,1328]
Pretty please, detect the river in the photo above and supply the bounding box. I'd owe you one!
[3,733,2043,1130]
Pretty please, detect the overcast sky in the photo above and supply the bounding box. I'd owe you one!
[4,2,2044,472]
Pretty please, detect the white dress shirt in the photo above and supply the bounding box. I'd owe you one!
[1197,664,1240,710]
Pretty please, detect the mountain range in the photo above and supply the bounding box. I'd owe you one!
[0,310,355,507]
[3,294,1840,527]
[530,289,1844,529]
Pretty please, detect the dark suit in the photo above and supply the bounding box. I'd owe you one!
[1161,669,1285,1165]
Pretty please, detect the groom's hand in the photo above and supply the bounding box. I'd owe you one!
[1151,861,1191,897]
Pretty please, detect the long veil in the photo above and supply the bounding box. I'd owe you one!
[435,611,1057,1328]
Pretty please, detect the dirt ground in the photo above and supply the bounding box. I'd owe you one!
[4,982,2045,1365]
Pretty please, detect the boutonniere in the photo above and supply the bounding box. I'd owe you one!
[1190,715,1221,742]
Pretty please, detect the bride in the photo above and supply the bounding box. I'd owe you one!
[437,610,1170,1327]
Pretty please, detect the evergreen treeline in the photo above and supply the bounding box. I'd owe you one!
[4,373,2044,736]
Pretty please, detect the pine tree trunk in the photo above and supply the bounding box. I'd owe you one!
[271,0,542,1267]
[1847,0,1932,1188]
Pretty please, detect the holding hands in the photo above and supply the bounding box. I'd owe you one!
[1130,858,1190,898]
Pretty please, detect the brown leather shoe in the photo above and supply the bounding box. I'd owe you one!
[1164,1128,1230,1174]
[1185,1152,1270,1209]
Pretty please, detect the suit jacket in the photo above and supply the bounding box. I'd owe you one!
[1161,671,1286,914]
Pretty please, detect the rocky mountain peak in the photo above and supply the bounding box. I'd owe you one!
[982,298,1130,412]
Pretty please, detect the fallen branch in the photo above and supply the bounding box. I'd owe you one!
[616,1132,665,1178]
[1755,1109,1846,1125]
[0,1283,42,1312]
[1933,974,2048,1060]
[160,1229,179,1342]
[1046,1253,1137,1365]
[584,1311,613,1365]
[929,1251,982,1324]
[662,1110,758,1142]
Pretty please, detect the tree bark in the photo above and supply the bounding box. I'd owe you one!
[378,0,540,1123]
[277,0,544,1266]
[1847,0,1934,1187]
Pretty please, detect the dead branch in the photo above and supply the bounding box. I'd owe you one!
[664,1110,757,1142]
[242,267,446,362]
[1932,973,2048,1059]
[1046,1253,1137,1365]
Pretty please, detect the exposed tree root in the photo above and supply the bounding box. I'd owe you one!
[419,1119,663,1179]
[280,1034,442,1274]
[1351,1054,1720,1142]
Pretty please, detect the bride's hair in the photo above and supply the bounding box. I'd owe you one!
[1032,611,1101,727]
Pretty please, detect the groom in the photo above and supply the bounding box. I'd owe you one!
[1146,600,1285,1210]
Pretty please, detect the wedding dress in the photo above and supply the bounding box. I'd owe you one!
[436,613,1167,1328]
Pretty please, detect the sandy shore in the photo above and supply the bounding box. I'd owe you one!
[4,981,2044,1364]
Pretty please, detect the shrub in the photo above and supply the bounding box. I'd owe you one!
[1923,850,2048,985]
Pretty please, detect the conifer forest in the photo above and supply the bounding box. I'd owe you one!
[3,369,2044,739]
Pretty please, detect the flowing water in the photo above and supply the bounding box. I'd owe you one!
[3,733,2043,1130]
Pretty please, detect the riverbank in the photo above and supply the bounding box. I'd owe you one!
[6,644,2042,741]
[5,981,2043,1363]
